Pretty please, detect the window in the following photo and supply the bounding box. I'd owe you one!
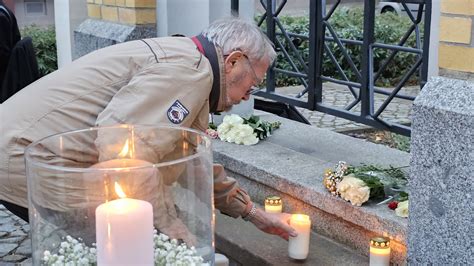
[24,0,46,16]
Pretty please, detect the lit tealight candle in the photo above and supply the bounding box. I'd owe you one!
[96,182,154,265]
[288,214,311,260]
[369,237,391,266]
[264,196,282,213]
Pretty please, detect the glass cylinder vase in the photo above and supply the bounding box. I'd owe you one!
[25,125,214,265]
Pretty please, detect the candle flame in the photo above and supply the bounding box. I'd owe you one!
[114,182,127,198]
[118,139,130,158]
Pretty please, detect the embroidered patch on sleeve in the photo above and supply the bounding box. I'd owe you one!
[167,100,190,124]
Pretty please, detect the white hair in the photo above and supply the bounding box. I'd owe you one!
[201,17,276,64]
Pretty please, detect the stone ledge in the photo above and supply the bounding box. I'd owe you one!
[213,111,410,263]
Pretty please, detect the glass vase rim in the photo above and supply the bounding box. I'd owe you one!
[25,124,211,173]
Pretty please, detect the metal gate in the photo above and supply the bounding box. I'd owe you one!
[232,0,431,136]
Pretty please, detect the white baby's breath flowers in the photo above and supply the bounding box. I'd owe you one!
[336,176,370,206]
[217,114,259,145]
[395,200,409,218]
[42,230,208,266]
[42,235,96,266]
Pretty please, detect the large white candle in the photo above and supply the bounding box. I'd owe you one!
[288,214,311,260]
[369,237,391,266]
[95,182,154,265]
[264,196,282,213]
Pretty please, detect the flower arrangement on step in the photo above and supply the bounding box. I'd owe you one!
[206,114,281,145]
[323,161,409,217]
[42,230,208,266]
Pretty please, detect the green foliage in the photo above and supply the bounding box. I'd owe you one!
[346,164,408,181]
[21,25,58,76]
[346,163,409,200]
[391,133,411,152]
[265,8,423,87]
[397,191,409,202]
[244,115,281,140]
[353,173,385,200]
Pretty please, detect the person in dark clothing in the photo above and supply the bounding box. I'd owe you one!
[0,0,21,85]
[1,37,40,102]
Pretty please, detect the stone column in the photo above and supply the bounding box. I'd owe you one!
[74,0,157,59]
[409,77,473,264]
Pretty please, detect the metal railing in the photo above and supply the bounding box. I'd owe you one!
[232,0,431,136]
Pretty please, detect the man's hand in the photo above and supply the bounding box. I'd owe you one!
[248,208,298,240]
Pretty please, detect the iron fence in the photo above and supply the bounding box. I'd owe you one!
[232,0,431,136]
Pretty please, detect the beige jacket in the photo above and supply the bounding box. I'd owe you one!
[0,37,251,218]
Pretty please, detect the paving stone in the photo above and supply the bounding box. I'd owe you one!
[1,236,25,244]
[0,223,17,233]
[2,254,26,262]
[21,224,30,232]
[0,243,17,257]
[10,230,27,237]
[15,239,32,256]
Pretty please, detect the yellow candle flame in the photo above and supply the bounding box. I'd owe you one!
[115,182,127,199]
[118,139,130,158]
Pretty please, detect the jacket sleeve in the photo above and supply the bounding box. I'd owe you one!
[214,163,252,218]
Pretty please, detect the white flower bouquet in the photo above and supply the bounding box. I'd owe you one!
[42,230,208,266]
[323,161,409,217]
[208,114,281,145]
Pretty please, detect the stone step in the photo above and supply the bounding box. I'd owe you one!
[212,111,410,264]
[215,212,368,266]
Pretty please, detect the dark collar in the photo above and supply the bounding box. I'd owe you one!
[191,34,220,113]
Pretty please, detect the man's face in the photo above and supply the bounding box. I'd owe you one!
[224,51,269,111]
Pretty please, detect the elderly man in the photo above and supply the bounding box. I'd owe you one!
[0,18,297,241]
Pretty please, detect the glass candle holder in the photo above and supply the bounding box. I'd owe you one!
[264,196,282,213]
[25,125,214,265]
[369,236,391,266]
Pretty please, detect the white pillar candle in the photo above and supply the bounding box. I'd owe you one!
[369,237,391,266]
[288,214,311,260]
[264,196,282,213]
[95,182,154,266]
[215,253,229,266]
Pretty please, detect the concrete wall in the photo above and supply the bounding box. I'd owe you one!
[86,0,156,25]
[14,0,55,28]
[438,0,474,79]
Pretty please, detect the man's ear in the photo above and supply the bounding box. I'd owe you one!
[224,51,244,73]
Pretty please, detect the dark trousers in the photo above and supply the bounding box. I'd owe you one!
[0,200,29,222]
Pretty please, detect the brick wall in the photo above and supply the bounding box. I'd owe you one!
[439,0,474,74]
[86,0,156,25]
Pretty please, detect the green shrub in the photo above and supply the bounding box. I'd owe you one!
[21,25,58,76]
[266,8,423,87]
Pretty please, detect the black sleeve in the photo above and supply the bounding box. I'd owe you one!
[0,13,12,83]
[0,8,21,84]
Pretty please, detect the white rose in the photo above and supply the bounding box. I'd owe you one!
[223,114,244,125]
[336,176,370,206]
[233,124,258,145]
[242,135,259,145]
[395,200,409,218]
[217,122,232,136]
